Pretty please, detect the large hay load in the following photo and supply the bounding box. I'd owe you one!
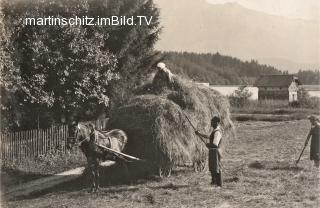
[108,65,234,177]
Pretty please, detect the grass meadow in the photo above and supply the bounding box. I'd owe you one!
[0,149,87,193]
[231,99,320,122]
[1,119,319,208]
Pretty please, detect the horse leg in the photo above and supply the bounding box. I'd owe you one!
[87,157,98,193]
[89,157,100,193]
[119,160,130,184]
[93,163,100,192]
[88,164,96,193]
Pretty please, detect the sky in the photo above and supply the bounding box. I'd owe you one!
[154,0,319,72]
[206,0,320,21]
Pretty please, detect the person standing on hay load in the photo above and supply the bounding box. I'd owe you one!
[152,62,175,89]
[304,115,320,168]
[195,116,223,187]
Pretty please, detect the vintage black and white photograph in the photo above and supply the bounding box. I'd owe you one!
[0,0,319,207]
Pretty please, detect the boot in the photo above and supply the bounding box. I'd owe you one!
[216,173,222,187]
[211,172,216,185]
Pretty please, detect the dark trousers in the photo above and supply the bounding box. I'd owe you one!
[209,148,222,187]
[211,172,222,187]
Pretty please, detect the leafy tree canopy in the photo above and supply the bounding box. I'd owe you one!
[0,0,161,130]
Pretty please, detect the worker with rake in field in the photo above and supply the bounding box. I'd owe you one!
[195,116,223,187]
[304,115,320,168]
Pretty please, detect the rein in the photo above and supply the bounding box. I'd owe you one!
[74,126,89,147]
[77,136,88,146]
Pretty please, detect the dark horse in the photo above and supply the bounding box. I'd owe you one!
[72,123,128,192]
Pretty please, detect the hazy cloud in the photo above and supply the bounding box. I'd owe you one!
[206,0,320,21]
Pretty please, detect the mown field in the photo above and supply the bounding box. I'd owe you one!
[1,120,319,208]
[230,99,320,122]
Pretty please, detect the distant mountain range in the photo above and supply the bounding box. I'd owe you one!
[162,52,320,85]
[162,51,282,85]
[154,0,320,73]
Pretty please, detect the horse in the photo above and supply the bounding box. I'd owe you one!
[71,123,128,192]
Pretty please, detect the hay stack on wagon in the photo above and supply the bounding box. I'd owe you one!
[108,64,235,177]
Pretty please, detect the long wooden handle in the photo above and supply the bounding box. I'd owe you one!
[183,113,207,145]
[296,144,307,165]
[97,143,143,161]
[184,113,197,131]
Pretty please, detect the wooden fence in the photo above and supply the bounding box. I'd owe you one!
[0,118,109,161]
[0,125,69,161]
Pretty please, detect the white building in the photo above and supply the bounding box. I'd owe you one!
[254,75,300,102]
[209,85,258,100]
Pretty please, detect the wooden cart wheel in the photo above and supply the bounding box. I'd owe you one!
[158,164,173,178]
[193,160,206,172]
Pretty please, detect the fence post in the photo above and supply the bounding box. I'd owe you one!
[30,130,33,158]
[26,129,30,159]
[0,133,2,160]
[64,125,67,153]
[32,129,37,158]
[42,129,45,155]
[54,126,58,151]
[9,132,12,160]
[19,131,22,160]
[5,133,8,160]
[13,132,19,159]
[4,133,6,160]
[34,129,37,157]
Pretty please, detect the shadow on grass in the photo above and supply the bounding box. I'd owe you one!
[1,168,52,192]
[5,162,163,202]
[232,113,306,122]
[268,165,303,171]
[171,167,195,175]
[149,183,189,190]
[248,161,304,171]
[224,177,240,183]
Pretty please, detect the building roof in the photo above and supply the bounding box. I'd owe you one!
[254,75,299,87]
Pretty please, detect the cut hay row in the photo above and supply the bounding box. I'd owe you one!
[108,66,235,177]
[3,161,115,200]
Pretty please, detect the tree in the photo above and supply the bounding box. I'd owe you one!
[297,70,320,85]
[228,86,253,108]
[103,0,162,107]
[162,51,281,85]
[1,0,161,130]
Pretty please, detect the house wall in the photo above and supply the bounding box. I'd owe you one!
[258,88,289,100]
[289,91,298,102]
[257,82,299,102]
[288,82,298,102]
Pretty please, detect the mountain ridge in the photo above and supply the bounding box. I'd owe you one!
[154,0,319,73]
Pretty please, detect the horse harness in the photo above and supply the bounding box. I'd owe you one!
[75,126,113,149]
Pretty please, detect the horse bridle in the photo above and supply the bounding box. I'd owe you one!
[74,124,89,147]
[74,124,113,148]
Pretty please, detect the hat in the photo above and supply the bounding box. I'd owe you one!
[88,123,95,128]
[307,115,319,122]
[211,116,221,123]
[157,62,166,69]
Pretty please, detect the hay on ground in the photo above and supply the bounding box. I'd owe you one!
[108,68,235,177]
